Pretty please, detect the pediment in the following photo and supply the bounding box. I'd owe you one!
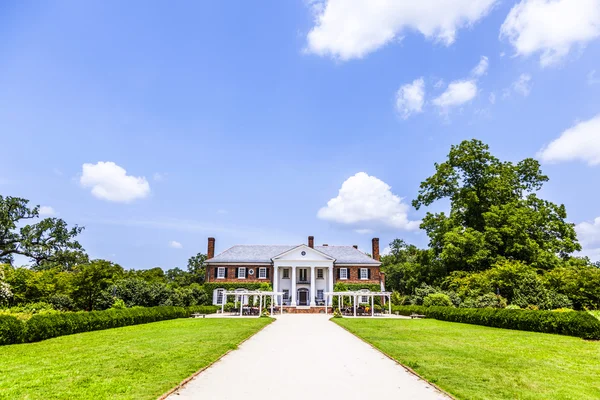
[272,244,335,262]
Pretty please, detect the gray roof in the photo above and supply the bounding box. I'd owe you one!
[206,244,380,265]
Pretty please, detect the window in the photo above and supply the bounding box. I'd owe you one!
[317,268,324,279]
[283,289,289,300]
[299,268,308,282]
[258,267,267,279]
[238,267,246,279]
[360,289,369,303]
[360,268,369,280]
[317,289,324,300]
[339,268,348,280]
[282,269,290,279]
[215,289,224,305]
[217,267,226,279]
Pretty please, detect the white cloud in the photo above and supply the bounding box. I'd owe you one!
[432,80,477,110]
[489,92,496,104]
[471,56,489,77]
[576,217,600,261]
[537,114,600,166]
[317,172,420,231]
[395,78,425,119]
[80,161,150,203]
[169,240,183,249]
[39,206,56,216]
[500,0,600,67]
[588,70,600,85]
[512,73,532,96]
[305,0,498,60]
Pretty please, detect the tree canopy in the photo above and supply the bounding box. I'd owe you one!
[412,139,580,272]
[0,196,87,269]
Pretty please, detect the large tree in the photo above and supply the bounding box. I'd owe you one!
[0,196,87,269]
[412,139,580,272]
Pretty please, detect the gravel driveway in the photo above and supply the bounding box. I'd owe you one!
[167,314,449,400]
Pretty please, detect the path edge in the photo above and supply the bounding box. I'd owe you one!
[330,318,456,400]
[157,317,275,400]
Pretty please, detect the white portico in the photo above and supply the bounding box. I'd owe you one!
[272,245,335,307]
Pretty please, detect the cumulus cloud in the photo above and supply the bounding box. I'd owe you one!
[432,80,478,110]
[500,0,600,67]
[39,206,56,216]
[588,70,600,85]
[537,114,600,166]
[80,162,150,203]
[169,240,183,249]
[317,172,420,231]
[489,92,496,104]
[395,78,425,119]
[576,217,600,261]
[305,0,498,60]
[471,56,489,77]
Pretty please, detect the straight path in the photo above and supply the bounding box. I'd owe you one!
[167,314,449,400]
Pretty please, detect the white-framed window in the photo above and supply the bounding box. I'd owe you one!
[317,289,324,300]
[317,268,324,279]
[283,289,289,300]
[214,289,225,305]
[360,268,369,280]
[282,269,290,279]
[258,267,267,279]
[217,267,226,279]
[360,289,369,303]
[238,267,246,279]
[339,268,348,280]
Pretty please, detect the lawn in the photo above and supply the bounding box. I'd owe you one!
[334,318,600,400]
[590,310,600,320]
[0,318,272,400]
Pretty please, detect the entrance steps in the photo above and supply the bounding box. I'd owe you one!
[282,306,333,314]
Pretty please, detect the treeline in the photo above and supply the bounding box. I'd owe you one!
[0,258,210,312]
[381,140,600,311]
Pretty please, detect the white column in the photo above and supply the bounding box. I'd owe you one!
[273,266,279,305]
[371,295,374,317]
[328,265,334,308]
[291,267,297,306]
[309,266,316,306]
[353,295,357,317]
[270,295,274,315]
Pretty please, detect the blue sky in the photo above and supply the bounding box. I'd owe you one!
[2,0,600,269]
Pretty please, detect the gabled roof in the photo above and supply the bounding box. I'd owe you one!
[272,244,335,261]
[205,244,380,265]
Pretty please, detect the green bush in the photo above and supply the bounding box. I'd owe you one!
[423,293,453,307]
[391,305,600,340]
[1,305,219,345]
[0,315,24,345]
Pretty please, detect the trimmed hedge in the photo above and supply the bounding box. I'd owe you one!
[0,305,219,346]
[391,305,600,340]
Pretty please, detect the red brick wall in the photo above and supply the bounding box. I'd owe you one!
[333,266,381,284]
[207,265,273,283]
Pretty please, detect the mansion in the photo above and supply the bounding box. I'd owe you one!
[205,236,384,311]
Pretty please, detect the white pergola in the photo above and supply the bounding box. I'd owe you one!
[221,290,285,317]
[324,291,392,317]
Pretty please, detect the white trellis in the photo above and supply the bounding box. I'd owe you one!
[220,290,285,317]
[324,291,392,317]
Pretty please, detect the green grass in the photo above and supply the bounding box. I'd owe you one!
[590,310,600,320]
[0,318,272,400]
[334,318,600,400]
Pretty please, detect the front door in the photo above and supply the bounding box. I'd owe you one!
[298,289,309,306]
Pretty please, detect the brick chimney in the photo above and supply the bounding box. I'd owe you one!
[308,236,314,248]
[372,238,380,261]
[322,244,328,246]
[353,245,358,249]
[207,237,215,259]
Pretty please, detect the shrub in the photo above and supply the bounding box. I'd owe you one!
[460,293,507,309]
[505,304,521,310]
[332,309,342,318]
[111,298,126,309]
[423,293,453,307]
[391,305,600,340]
[1,305,219,345]
[0,315,24,345]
